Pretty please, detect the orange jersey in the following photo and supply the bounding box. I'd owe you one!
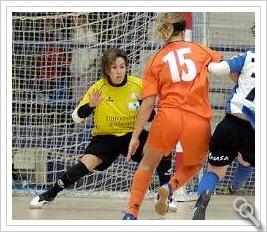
[142,41,222,119]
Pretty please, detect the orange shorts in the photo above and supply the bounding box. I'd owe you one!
[147,108,211,166]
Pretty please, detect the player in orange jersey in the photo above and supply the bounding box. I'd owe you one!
[123,12,222,220]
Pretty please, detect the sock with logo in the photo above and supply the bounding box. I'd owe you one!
[128,168,153,217]
[232,162,253,190]
[197,171,220,195]
[47,161,89,198]
[156,156,172,186]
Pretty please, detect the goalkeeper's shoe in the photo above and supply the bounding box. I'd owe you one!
[122,213,137,220]
[228,185,237,195]
[192,191,212,220]
[155,183,173,216]
[30,191,55,209]
[174,187,198,202]
[168,197,177,212]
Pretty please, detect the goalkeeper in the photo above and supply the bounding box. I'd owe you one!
[193,47,255,220]
[30,48,176,211]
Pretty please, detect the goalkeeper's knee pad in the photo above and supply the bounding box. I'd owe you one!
[60,161,90,188]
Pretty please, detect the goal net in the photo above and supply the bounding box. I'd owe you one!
[12,12,255,198]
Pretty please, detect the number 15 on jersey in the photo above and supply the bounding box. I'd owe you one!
[163,48,197,83]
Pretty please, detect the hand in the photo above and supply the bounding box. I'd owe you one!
[89,89,103,108]
[126,136,140,162]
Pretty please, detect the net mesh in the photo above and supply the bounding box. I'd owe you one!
[12,12,255,197]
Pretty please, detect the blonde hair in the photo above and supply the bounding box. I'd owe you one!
[157,12,186,42]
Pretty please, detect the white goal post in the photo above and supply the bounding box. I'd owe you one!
[12,12,255,198]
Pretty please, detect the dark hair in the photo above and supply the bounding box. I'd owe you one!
[173,20,186,34]
[101,48,128,79]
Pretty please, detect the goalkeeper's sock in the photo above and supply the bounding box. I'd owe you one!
[197,171,220,195]
[156,156,171,186]
[46,181,65,198]
[128,168,153,218]
[47,161,89,198]
[232,163,252,190]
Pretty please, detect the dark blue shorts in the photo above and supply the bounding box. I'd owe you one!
[208,114,255,167]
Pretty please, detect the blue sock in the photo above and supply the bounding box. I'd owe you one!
[197,171,220,195]
[232,163,252,189]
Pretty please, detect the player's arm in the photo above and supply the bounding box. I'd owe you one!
[132,95,156,138]
[137,57,159,133]
[72,88,103,123]
[72,104,95,123]
[139,99,156,131]
[208,60,239,84]
[208,52,246,76]
[208,61,231,76]
[127,95,156,160]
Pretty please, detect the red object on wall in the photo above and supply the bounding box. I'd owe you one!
[36,44,70,81]
[184,12,192,42]
[184,12,192,30]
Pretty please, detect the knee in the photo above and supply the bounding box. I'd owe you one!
[139,158,156,172]
[184,163,202,180]
[139,156,160,172]
[62,160,90,187]
[237,153,251,167]
[207,163,227,180]
[79,154,102,171]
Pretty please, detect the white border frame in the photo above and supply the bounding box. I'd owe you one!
[1,1,266,231]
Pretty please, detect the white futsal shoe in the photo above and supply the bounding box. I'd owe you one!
[168,197,177,212]
[30,192,55,209]
[173,187,198,202]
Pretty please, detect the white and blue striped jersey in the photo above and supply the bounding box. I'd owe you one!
[225,50,255,129]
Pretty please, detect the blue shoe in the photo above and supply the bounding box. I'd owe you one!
[123,213,137,220]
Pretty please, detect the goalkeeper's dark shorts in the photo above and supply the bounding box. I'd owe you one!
[82,130,148,171]
[208,113,255,167]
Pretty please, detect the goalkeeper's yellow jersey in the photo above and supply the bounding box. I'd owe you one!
[77,76,142,136]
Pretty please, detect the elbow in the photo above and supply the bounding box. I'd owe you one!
[147,102,155,112]
[145,95,156,108]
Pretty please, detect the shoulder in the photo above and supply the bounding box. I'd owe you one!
[127,75,142,87]
[193,42,221,58]
[90,78,108,90]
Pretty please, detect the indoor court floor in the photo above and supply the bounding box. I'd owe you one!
[12,195,255,220]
